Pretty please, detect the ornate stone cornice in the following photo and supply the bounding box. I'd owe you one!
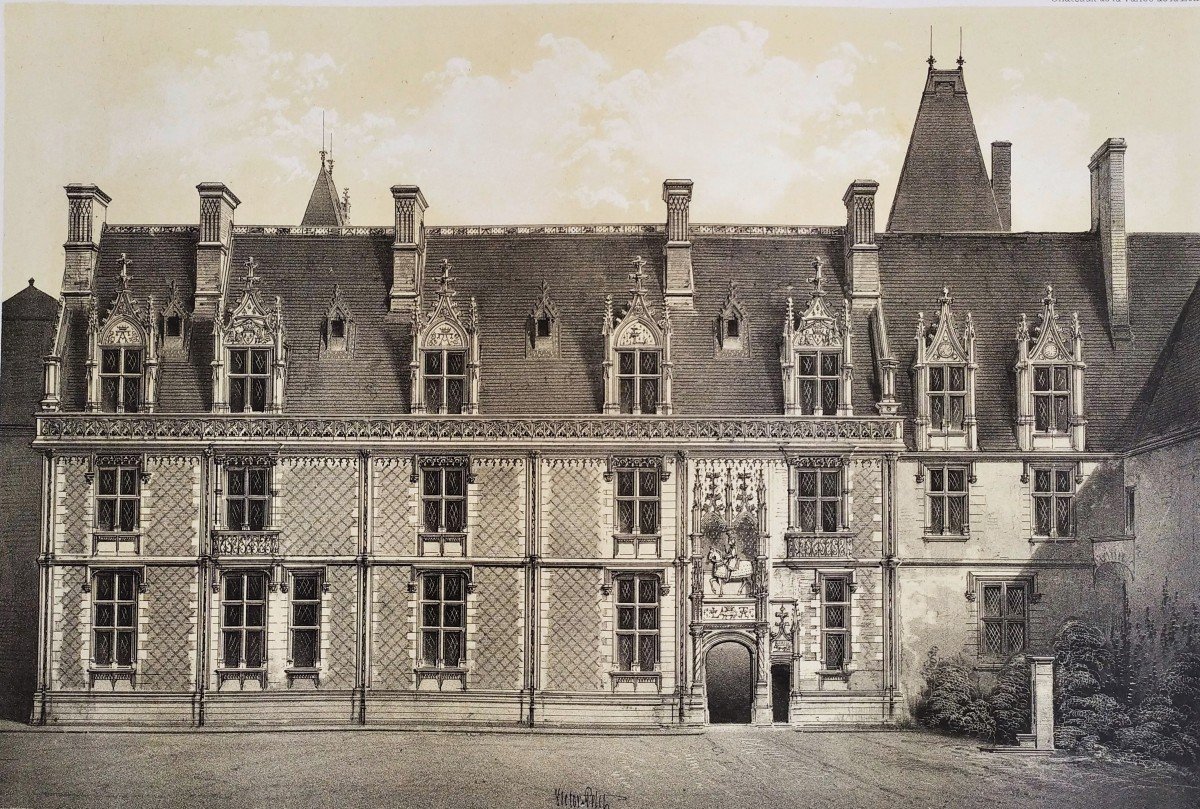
[37,415,903,444]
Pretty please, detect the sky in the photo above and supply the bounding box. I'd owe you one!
[3,3,1199,298]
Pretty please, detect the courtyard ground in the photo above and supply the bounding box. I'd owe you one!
[1,722,1197,809]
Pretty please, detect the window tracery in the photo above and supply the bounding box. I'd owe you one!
[86,254,159,414]
[410,260,481,414]
[1016,285,1085,450]
[781,258,852,416]
[913,288,977,450]
[212,257,287,413]
[603,256,673,415]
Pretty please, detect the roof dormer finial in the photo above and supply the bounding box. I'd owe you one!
[809,257,825,299]
[117,253,132,289]
[927,26,936,69]
[629,256,648,294]
[245,256,259,289]
[957,27,964,68]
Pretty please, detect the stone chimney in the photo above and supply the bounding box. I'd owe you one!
[62,185,111,297]
[662,179,694,312]
[195,182,240,319]
[991,141,1012,232]
[842,180,880,308]
[1089,138,1130,340]
[389,185,428,314]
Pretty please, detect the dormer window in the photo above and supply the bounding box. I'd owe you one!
[913,288,977,450]
[319,284,355,358]
[411,261,480,414]
[781,258,852,417]
[528,281,560,358]
[716,282,748,354]
[165,316,182,338]
[602,257,673,415]
[156,281,190,360]
[1016,286,1085,451]
[87,253,159,414]
[212,257,287,414]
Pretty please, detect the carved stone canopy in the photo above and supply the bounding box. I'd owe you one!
[221,258,284,347]
[786,258,849,350]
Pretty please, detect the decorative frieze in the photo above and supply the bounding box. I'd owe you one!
[212,531,281,557]
[38,415,904,443]
[786,534,852,560]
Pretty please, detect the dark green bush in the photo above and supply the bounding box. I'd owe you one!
[913,648,997,740]
[987,657,1031,745]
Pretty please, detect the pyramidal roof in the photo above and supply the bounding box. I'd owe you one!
[301,151,346,227]
[887,63,1002,233]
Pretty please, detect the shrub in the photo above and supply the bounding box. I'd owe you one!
[987,657,1031,745]
[1053,620,1128,751]
[914,648,996,740]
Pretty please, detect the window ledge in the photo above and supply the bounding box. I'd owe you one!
[92,531,142,555]
[817,668,852,681]
[414,667,467,691]
[216,667,268,689]
[608,670,662,693]
[89,666,137,689]
[612,533,661,559]
[285,667,321,687]
[922,534,971,543]
[1030,535,1077,543]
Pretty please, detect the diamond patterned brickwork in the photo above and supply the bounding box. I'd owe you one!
[374,458,416,556]
[323,566,358,690]
[277,458,358,556]
[140,566,196,692]
[473,459,525,558]
[471,567,524,691]
[57,456,90,556]
[371,565,412,690]
[144,456,200,556]
[55,566,86,690]
[850,459,883,558]
[543,461,606,558]
[544,567,605,692]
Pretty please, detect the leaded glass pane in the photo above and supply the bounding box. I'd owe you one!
[948,469,965,492]
[618,378,635,414]
[94,632,113,665]
[249,469,267,496]
[820,471,839,496]
[95,603,114,627]
[930,396,945,429]
[423,575,440,601]
[1054,395,1070,433]
[99,469,117,496]
[1006,585,1026,616]
[117,604,134,627]
[116,631,133,666]
[1035,497,1051,535]
[119,499,137,531]
[1053,366,1068,390]
[294,604,319,627]
[422,631,438,665]
[1034,367,1049,391]
[446,352,465,376]
[930,468,944,492]
[248,499,267,530]
[638,471,658,497]
[119,468,138,495]
[825,634,845,669]
[101,349,120,374]
[101,378,120,411]
[227,470,245,496]
[616,471,634,498]
[1035,396,1050,432]
[821,379,838,414]
[638,607,658,631]
[1055,470,1072,493]
[949,366,965,391]
[245,574,264,601]
[117,574,134,601]
[223,604,243,627]
[820,353,839,376]
[424,379,443,412]
[229,350,247,375]
[638,501,658,534]
[246,604,264,628]
[1034,470,1051,492]
[294,574,319,601]
[446,378,465,414]
[123,350,142,374]
[444,604,463,628]
[982,621,1002,655]
[224,574,243,600]
[421,500,439,532]
[638,577,657,604]
[640,379,658,413]
[639,352,658,375]
[638,635,657,671]
[97,500,116,531]
[251,350,269,376]
[948,496,965,534]
[949,396,965,429]
[1006,622,1025,654]
[618,352,635,375]
[1056,497,1073,537]
[799,379,816,414]
[799,355,816,376]
[423,604,440,627]
[617,501,634,533]
[123,378,141,411]
[444,632,462,667]
[223,632,242,667]
[445,470,464,497]
[824,577,845,603]
[444,575,463,601]
[617,607,634,631]
[244,629,262,666]
[982,585,1002,617]
[617,578,634,603]
[930,497,944,534]
[825,605,845,629]
[618,635,634,671]
[929,366,945,392]
[821,500,838,532]
[293,629,317,668]
[799,471,817,498]
[424,351,442,375]
[799,501,817,533]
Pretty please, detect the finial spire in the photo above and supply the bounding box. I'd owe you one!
[245,256,259,289]
[328,130,335,173]
[927,26,936,69]
[320,111,327,167]
[957,27,964,68]
[437,259,455,295]
[809,257,825,299]
[117,253,132,289]
[629,256,648,294]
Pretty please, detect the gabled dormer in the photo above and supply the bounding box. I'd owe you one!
[1016,285,1086,450]
[86,254,159,413]
[781,258,853,416]
[410,260,480,414]
[319,284,356,358]
[913,288,977,450]
[528,281,560,358]
[156,281,191,360]
[716,281,749,354]
[602,257,673,415]
[211,257,287,413]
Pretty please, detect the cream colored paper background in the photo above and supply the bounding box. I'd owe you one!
[4,3,1198,297]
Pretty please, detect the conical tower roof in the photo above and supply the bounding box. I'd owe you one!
[301,151,346,227]
[887,63,1002,233]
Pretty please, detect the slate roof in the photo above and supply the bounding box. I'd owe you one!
[878,232,1200,451]
[301,157,345,227]
[887,66,1002,233]
[2,282,58,426]
[1133,269,1200,445]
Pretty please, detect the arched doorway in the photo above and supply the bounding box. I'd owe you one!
[706,641,753,724]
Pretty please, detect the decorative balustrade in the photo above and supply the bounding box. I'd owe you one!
[212,531,280,557]
[786,534,852,560]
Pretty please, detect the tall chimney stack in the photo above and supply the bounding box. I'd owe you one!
[62,185,111,297]
[991,141,1012,232]
[1089,138,1130,340]
[195,183,240,319]
[661,179,695,312]
[389,185,428,314]
[842,180,880,308]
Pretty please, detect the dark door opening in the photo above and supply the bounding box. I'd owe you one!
[771,664,791,723]
[706,641,753,724]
